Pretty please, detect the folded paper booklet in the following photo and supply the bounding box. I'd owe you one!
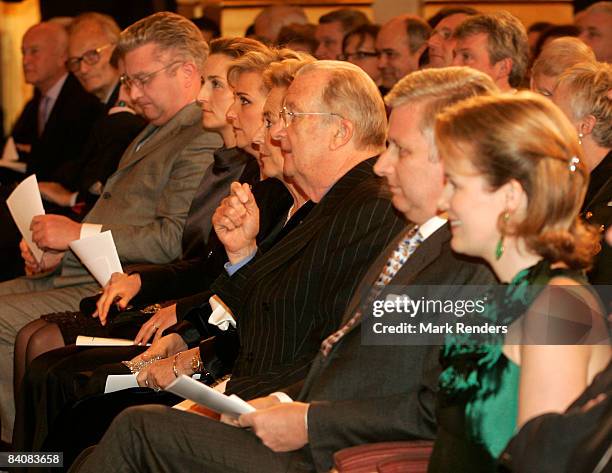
[165,375,255,418]
[6,174,45,262]
[104,374,139,393]
[75,336,137,346]
[69,230,122,286]
[0,137,26,173]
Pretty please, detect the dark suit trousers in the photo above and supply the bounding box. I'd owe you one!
[74,405,315,473]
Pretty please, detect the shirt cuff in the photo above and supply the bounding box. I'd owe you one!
[208,295,236,331]
[68,192,79,207]
[224,250,257,276]
[270,392,293,403]
[80,223,103,239]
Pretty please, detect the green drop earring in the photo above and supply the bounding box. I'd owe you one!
[495,211,510,260]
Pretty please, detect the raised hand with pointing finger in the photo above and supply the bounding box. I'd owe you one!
[212,182,260,264]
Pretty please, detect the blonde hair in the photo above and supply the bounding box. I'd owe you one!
[227,47,302,94]
[262,55,316,90]
[435,91,599,269]
[454,11,529,87]
[557,61,612,148]
[385,66,498,150]
[116,12,208,71]
[295,60,387,150]
[209,37,269,59]
[531,37,596,80]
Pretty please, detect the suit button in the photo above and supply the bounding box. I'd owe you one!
[102,192,111,199]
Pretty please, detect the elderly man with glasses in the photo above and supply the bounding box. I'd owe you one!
[0,20,104,282]
[1,21,103,187]
[36,12,147,211]
[0,12,220,443]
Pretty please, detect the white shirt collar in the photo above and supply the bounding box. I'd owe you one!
[44,73,68,102]
[418,215,447,240]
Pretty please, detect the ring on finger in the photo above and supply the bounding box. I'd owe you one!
[145,379,149,387]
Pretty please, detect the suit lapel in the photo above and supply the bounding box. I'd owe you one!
[117,102,200,171]
[244,160,380,283]
[339,226,412,326]
[246,206,330,281]
[340,223,451,334]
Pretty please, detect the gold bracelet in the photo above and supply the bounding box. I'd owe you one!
[172,352,181,378]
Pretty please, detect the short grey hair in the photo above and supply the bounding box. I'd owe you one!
[296,60,387,150]
[557,61,612,148]
[68,12,120,43]
[386,66,499,158]
[116,12,208,72]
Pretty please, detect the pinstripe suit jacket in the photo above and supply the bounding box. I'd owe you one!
[210,158,405,399]
[55,102,222,287]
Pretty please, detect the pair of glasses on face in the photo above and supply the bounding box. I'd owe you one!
[279,106,342,128]
[339,51,380,61]
[120,61,184,90]
[66,43,114,73]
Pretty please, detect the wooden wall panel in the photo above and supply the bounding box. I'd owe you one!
[423,1,574,28]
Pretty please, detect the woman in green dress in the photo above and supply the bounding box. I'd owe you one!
[428,92,611,472]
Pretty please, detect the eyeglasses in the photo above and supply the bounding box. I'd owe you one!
[339,51,380,61]
[66,43,114,73]
[279,106,343,128]
[120,61,183,90]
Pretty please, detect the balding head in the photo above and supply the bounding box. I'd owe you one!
[376,15,431,88]
[576,1,612,62]
[22,22,69,92]
[254,5,308,43]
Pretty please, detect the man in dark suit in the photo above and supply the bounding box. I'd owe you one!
[0,13,146,283]
[2,21,103,186]
[74,67,498,473]
[37,12,146,210]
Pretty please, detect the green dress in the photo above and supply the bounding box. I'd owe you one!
[428,260,597,472]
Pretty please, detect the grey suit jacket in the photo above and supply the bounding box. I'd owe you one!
[56,102,222,287]
[291,224,497,473]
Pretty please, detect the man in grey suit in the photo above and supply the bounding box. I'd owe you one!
[74,67,498,473]
[0,12,220,441]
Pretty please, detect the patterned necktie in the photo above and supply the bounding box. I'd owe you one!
[38,95,50,136]
[320,226,423,356]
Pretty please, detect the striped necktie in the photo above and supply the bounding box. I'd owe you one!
[320,226,423,356]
